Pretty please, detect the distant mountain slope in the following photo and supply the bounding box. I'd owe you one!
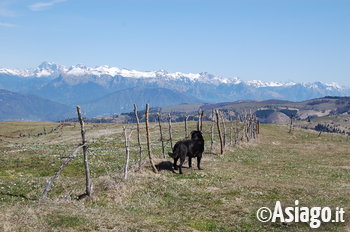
[82,87,202,117]
[0,89,72,121]
[88,96,350,124]
[263,112,291,124]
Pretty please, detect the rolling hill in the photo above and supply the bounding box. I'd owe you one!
[0,89,72,121]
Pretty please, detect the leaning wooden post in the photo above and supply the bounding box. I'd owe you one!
[185,115,189,138]
[76,106,92,197]
[145,104,158,173]
[168,113,173,149]
[215,110,224,155]
[122,127,130,179]
[41,144,84,200]
[133,104,143,168]
[157,113,165,158]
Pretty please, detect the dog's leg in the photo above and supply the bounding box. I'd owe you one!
[173,157,179,170]
[197,154,203,170]
[179,156,185,174]
[188,157,192,168]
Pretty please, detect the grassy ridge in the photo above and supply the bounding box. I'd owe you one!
[0,121,349,231]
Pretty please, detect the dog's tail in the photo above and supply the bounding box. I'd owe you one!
[168,152,176,158]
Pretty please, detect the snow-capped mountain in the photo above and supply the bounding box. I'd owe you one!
[0,62,67,78]
[0,62,345,89]
[0,62,349,117]
[0,62,243,85]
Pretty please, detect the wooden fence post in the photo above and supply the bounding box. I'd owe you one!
[145,104,158,173]
[123,127,130,179]
[133,104,143,168]
[220,112,226,147]
[244,112,249,142]
[253,115,257,139]
[185,115,189,138]
[197,111,200,131]
[210,109,214,153]
[235,120,239,145]
[168,113,173,149]
[248,115,252,140]
[76,106,92,197]
[199,110,204,131]
[157,113,165,158]
[252,117,255,139]
[289,115,294,133]
[215,109,224,155]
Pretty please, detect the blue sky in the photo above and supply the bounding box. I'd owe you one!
[0,0,349,85]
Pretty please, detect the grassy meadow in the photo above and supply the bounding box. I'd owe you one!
[0,120,350,231]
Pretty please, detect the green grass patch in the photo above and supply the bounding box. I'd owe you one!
[188,218,218,231]
[46,214,88,228]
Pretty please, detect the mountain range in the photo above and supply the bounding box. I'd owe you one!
[0,62,349,120]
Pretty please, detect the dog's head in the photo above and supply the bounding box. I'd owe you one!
[191,130,204,141]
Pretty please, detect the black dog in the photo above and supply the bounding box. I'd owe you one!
[168,131,204,174]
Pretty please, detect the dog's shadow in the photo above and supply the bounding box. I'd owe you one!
[156,160,191,173]
[156,161,174,172]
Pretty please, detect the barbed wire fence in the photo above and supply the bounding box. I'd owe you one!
[40,104,260,200]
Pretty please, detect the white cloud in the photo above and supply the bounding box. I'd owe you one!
[29,0,67,11]
[0,22,16,27]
